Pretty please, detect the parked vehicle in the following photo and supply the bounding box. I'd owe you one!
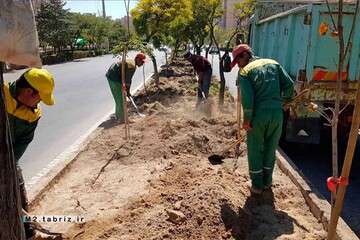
[249,1,360,144]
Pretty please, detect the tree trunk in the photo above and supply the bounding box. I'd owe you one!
[331,0,345,207]
[219,53,226,108]
[163,51,171,78]
[209,25,225,108]
[171,39,180,63]
[0,62,26,240]
[205,38,213,59]
[195,45,201,55]
[150,54,159,86]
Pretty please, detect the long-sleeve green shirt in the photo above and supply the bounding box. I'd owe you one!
[237,58,294,122]
[2,82,41,162]
[105,59,136,90]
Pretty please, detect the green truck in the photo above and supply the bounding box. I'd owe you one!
[249,1,360,144]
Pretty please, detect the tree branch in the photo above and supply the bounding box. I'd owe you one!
[325,0,338,31]
[344,0,359,62]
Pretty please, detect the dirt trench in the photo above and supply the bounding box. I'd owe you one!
[31,60,326,240]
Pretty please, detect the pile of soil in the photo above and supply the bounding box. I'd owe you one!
[31,60,326,240]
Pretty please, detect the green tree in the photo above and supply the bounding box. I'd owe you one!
[206,0,226,107]
[131,0,192,85]
[36,0,72,53]
[108,19,127,48]
[233,0,257,44]
[69,13,116,49]
[186,0,213,55]
[212,0,256,107]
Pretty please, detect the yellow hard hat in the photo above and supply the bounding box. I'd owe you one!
[24,68,55,105]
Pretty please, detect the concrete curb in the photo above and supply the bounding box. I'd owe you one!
[28,71,156,209]
[276,149,359,240]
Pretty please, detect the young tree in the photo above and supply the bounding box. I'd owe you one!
[186,0,213,55]
[206,0,225,107]
[210,0,256,107]
[324,0,359,239]
[131,0,192,85]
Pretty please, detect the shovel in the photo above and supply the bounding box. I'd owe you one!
[208,135,246,165]
[128,96,145,117]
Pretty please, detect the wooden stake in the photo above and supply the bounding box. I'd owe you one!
[121,50,130,140]
[235,87,242,156]
[121,0,131,140]
[327,78,360,240]
[143,65,147,95]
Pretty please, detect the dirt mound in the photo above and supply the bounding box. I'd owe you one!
[30,61,327,240]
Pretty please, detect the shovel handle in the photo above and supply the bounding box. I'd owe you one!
[221,135,246,155]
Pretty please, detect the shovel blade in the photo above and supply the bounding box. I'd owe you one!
[208,154,225,165]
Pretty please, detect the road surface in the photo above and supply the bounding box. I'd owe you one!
[4,51,166,182]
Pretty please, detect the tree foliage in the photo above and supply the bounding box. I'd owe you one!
[36,0,73,52]
[69,13,126,49]
[234,0,257,23]
[131,0,193,84]
[131,0,192,48]
[185,0,214,54]
[36,0,127,52]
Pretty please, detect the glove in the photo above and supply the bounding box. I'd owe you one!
[242,121,252,131]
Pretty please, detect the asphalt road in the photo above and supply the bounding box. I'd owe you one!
[4,51,166,182]
[281,140,360,236]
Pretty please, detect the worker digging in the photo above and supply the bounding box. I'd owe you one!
[105,53,146,122]
[230,44,294,195]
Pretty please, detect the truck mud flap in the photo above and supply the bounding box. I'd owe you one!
[285,118,321,144]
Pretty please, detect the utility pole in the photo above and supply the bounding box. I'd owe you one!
[101,0,106,18]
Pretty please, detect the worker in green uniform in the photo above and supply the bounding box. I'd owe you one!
[230,44,294,194]
[105,53,146,122]
[2,68,55,239]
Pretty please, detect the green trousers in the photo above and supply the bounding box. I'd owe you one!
[247,109,283,189]
[107,79,125,121]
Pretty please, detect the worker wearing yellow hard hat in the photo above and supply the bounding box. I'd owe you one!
[23,68,55,105]
[2,68,55,239]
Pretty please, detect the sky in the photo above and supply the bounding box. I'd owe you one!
[64,0,138,19]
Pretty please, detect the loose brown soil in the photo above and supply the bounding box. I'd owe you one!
[31,60,326,240]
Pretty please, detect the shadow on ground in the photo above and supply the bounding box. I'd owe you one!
[220,190,302,240]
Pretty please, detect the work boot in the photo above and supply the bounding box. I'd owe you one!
[264,184,272,190]
[24,217,36,239]
[250,185,263,195]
